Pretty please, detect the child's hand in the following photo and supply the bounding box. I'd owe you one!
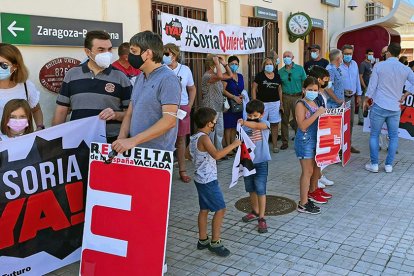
[232,139,242,147]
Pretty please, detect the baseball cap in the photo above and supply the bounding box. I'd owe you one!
[308,44,321,50]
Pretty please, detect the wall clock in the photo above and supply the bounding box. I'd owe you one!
[287,12,313,42]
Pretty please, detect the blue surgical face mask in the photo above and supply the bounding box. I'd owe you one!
[163,55,172,66]
[275,58,280,65]
[230,64,239,73]
[311,52,319,60]
[343,54,352,63]
[264,64,274,73]
[367,54,374,61]
[305,90,319,101]
[0,67,12,80]
[283,57,292,66]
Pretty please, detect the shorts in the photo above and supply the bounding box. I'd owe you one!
[177,104,191,137]
[194,179,226,212]
[263,101,281,124]
[294,132,317,159]
[244,162,268,196]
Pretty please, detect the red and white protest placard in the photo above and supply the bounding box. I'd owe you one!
[315,108,344,167]
[342,103,351,167]
[80,143,173,276]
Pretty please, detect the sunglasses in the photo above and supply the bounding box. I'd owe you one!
[0,62,11,70]
[288,73,292,81]
[336,68,342,76]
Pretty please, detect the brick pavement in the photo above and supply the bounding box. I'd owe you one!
[49,123,414,276]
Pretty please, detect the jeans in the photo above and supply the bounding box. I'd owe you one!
[244,162,268,196]
[369,103,401,165]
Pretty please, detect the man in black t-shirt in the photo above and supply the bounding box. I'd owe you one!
[304,44,329,75]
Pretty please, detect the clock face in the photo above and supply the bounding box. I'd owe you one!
[288,14,311,36]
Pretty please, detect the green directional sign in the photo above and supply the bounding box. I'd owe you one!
[0,13,123,46]
[1,13,32,44]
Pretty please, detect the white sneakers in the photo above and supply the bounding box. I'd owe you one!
[365,163,379,173]
[320,175,334,186]
[385,165,393,173]
[317,180,325,189]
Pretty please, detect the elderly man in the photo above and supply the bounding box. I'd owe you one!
[325,49,345,109]
[278,51,307,150]
[340,44,362,153]
[364,43,414,173]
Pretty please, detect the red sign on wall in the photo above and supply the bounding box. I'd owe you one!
[80,143,173,276]
[39,57,80,93]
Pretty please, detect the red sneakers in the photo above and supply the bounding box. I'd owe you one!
[317,188,332,199]
[308,189,328,204]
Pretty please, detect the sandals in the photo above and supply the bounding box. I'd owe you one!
[179,170,191,183]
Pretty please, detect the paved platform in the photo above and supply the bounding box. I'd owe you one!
[49,123,414,275]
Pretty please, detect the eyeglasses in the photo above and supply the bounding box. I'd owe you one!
[0,62,11,70]
[336,67,342,76]
[164,52,170,56]
[288,73,292,81]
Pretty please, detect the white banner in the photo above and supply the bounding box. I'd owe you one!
[161,12,265,55]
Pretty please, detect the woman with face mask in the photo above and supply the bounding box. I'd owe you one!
[222,55,244,154]
[0,43,44,131]
[295,76,329,215]
[200,54,233,155]
[163,43,197,182]
[251,57,283,153]
[0,99,34,140]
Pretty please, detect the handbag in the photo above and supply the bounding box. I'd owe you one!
[223,97,230,112]
[229,98,243,113]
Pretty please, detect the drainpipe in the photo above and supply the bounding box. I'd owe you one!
[226,0,241,25]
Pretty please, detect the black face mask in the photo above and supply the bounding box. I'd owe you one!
[382,54,387,61]
[246,118,260,122]
[321,81,329,89]
[128,52,145,69]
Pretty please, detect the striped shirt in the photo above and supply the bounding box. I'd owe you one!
[56,62,132,137]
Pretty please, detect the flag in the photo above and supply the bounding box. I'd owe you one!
[230,123,256,188]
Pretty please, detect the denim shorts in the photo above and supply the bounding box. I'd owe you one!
[194,179,226,212]
[294,131,317,159]
[244,162,268,196]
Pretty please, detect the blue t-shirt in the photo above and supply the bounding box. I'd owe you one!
[326,63,344,108]
[243,119,271,164]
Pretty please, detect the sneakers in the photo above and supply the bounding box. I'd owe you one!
[197,238,210,250]
[365,163,379,173]
[208,240,230,257]
[320,175,334,186]
[317,188,332,199]
[308,190,328,204]
[317,180,326,189]
[297,201,320,214]
[385,165,393,173]
[242,212,258,222]
[258,218,268,233]
[280,143,288,150]
[273,147,280,153]
[351,146,360,154]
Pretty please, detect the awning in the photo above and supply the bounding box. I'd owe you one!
[330,0,414,48]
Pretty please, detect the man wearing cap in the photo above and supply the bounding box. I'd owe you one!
[304,44,329,75]
[340,44,362,154]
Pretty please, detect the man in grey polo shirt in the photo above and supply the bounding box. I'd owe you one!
[112,31,181,153]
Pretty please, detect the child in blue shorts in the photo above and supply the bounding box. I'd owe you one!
[187,107,241,257]
[238,100,271,233]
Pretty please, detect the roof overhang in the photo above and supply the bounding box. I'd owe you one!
[330,0,414,48]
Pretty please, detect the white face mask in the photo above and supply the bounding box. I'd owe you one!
[92,52,113,69]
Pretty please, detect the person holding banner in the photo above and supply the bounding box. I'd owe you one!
[364,43,414,173]
[163,43,196,182]
[295,77,331,214]
[200,54,233,153]
[340,45,362,154]
[0,43,45,130]
[0,99,34,140]
[112,31,181,153]
[188,107,241,257]
[53,31,132,143]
